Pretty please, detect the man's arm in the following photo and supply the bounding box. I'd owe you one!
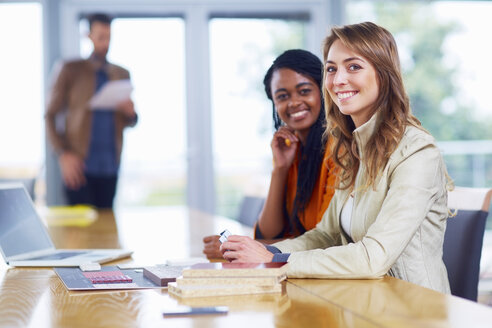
[45,61,70,154]
[45,62,86,189]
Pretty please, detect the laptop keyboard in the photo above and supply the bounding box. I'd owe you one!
[30,251,86,260]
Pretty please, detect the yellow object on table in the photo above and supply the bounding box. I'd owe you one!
[43,205,98,227]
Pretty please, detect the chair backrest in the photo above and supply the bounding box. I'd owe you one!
[237,196,265,227]
[443,187,492,301]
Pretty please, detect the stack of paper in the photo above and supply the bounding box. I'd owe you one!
[89,79,133,110]
[167,262,288,298]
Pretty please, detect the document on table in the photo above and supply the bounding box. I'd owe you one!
[89,79,133,110]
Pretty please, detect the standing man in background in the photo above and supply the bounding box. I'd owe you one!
[45,13,137,209]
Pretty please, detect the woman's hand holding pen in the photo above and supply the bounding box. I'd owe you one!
[202,235,223,259]
[271,127,298,171]
[220,235,274,263]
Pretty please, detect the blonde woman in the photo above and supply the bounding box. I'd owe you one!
[220,22,451,294]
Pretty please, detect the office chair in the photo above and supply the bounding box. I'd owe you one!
[237,196,266,227]
[443,186,492,301]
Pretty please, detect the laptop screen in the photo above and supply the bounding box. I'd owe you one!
[0,185,53,258]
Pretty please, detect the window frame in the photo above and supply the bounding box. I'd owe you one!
[41,0,339,212]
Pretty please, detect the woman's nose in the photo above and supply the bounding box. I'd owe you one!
[333,70,348,85]
[288,94,302,107]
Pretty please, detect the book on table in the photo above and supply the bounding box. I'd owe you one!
[181,262,288,278]
[175,274,286,287]
[168,281,283,298]
[167,262,288,298]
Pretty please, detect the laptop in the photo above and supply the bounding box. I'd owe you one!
[0,183,132,267]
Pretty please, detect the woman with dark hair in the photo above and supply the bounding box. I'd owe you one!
[203,49,336,258]
[257,49,336,239]
[220,22,451,293]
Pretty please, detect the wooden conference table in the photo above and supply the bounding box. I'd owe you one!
[1,206,492,328]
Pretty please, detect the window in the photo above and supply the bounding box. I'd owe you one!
[49,1,330,213]
[209,18,307,218]
[0,3,44,198]
[80,17,187,207]
[346,0,492,225]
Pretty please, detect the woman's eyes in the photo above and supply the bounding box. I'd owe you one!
[275,89,311,100]
[348,64,362,71]
[326,63,362,73]
[275,94,288,101]
[326,66,336,73]
[275,88,312,101]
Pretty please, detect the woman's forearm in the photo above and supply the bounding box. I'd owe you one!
[257,168,290,238]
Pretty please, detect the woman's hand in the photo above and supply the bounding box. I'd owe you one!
[202,235,223,259]
[220,235,274,263]
[271,127,299,170]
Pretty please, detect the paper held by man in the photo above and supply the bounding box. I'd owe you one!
[89,79,133,110]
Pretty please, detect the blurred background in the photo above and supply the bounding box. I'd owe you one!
[1,0,491,226]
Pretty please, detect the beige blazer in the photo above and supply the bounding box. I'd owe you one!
[45,57,134,162]
[273,113,451,294]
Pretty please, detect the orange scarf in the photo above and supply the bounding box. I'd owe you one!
[284,144,336,236]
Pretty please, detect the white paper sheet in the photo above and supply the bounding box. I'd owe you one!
[89,79,133,110]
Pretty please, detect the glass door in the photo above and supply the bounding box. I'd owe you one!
[0,2,44,202]
[209,18,308,218]
[80,17,187,207]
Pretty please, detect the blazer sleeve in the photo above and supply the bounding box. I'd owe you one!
[276,136,446,279]
[45,61,70,154]
[272,192,343,253]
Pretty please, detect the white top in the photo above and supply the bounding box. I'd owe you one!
[340,195,354,239]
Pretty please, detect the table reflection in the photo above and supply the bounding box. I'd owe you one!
[0,268,52,327]
[288,277,449,328]
[47,209,122,250]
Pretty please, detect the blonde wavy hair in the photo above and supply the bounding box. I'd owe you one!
[322,22,422,190]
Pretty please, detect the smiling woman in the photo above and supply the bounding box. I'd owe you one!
[259,50,336,239]
[203,49,337,259]
[324,40,379,128]
[270,68,321,143]
[219,22,452,295]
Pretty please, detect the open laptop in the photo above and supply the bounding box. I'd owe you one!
[0,183,132,267]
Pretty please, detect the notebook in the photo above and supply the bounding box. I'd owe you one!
[0,183,132,267]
